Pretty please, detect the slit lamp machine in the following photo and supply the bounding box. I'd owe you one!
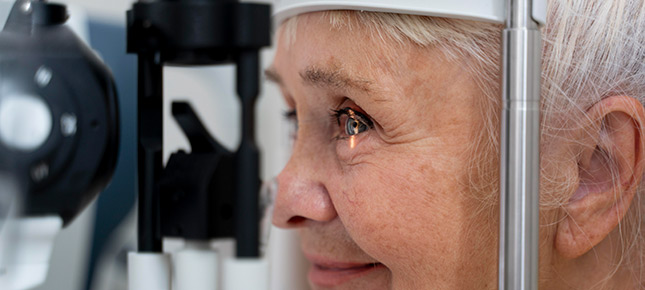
[0,0,545,289]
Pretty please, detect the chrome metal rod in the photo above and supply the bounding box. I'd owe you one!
[499,0,542,289]
[507,0,539,29]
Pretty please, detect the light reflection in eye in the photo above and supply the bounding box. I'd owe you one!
[331,107,373,149]
[284,106,372,150]
[343,109,369,136]
[346,110,358,149]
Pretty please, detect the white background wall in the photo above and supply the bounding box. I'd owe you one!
[32,0,309,289]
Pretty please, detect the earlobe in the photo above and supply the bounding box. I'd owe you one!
[555,96,645,259]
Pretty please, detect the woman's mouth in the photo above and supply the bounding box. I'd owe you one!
[306,255,385,287]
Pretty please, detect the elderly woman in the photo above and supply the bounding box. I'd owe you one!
[267,0,645,289]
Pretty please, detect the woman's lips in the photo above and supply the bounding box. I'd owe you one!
[305,254,384,287]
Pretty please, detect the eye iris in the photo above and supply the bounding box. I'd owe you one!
[345,117,366,136]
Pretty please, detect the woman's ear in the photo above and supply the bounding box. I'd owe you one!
[555,95,645,259]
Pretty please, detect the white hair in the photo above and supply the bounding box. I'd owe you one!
[541,1,645,285]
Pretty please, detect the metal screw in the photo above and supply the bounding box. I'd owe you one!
[35,66,52,88]
[60,113,77,137]
[31,163,49,182]
[20,2,32,14]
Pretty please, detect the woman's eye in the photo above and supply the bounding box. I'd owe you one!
[332,107,373,138]
[345,115,369,136]
[283,109,297,125]
[283,109,298,139]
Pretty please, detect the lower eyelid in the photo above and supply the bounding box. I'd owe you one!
[334,130,372,147]
[334,135,376,165]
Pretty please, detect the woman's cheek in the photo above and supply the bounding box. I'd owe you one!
[331,174,397,262]
[333,143,459,266]
[330,160,418,263]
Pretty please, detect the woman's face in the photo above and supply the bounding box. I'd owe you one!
[270,13,499,289]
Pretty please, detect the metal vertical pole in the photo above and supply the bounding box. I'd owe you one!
[137,52,163,253]
[499,0,542,289]
[235,49,261,258]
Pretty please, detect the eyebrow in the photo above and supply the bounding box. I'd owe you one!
[300,66,373,92]
[264,66,374,93]
[264,67,282,85]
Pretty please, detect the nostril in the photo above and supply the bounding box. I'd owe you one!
[288,216,306,225]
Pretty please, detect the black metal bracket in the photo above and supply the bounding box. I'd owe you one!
[126,0,270,258]
[159,102,235,240]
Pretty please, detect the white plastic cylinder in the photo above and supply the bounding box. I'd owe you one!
[128,252,171,290]
[174,243,219,290]
[0,216,62,290]
[223,257,269,290]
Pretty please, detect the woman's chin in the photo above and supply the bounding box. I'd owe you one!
[309,263,391,290]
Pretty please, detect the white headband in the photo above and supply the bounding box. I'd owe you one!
[273,0,546,26]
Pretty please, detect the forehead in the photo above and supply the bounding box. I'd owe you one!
[274,13,402,80]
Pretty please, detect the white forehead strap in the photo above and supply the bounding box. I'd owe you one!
[273,0,546,26]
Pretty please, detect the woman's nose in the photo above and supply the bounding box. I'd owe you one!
[272,155,338,228]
